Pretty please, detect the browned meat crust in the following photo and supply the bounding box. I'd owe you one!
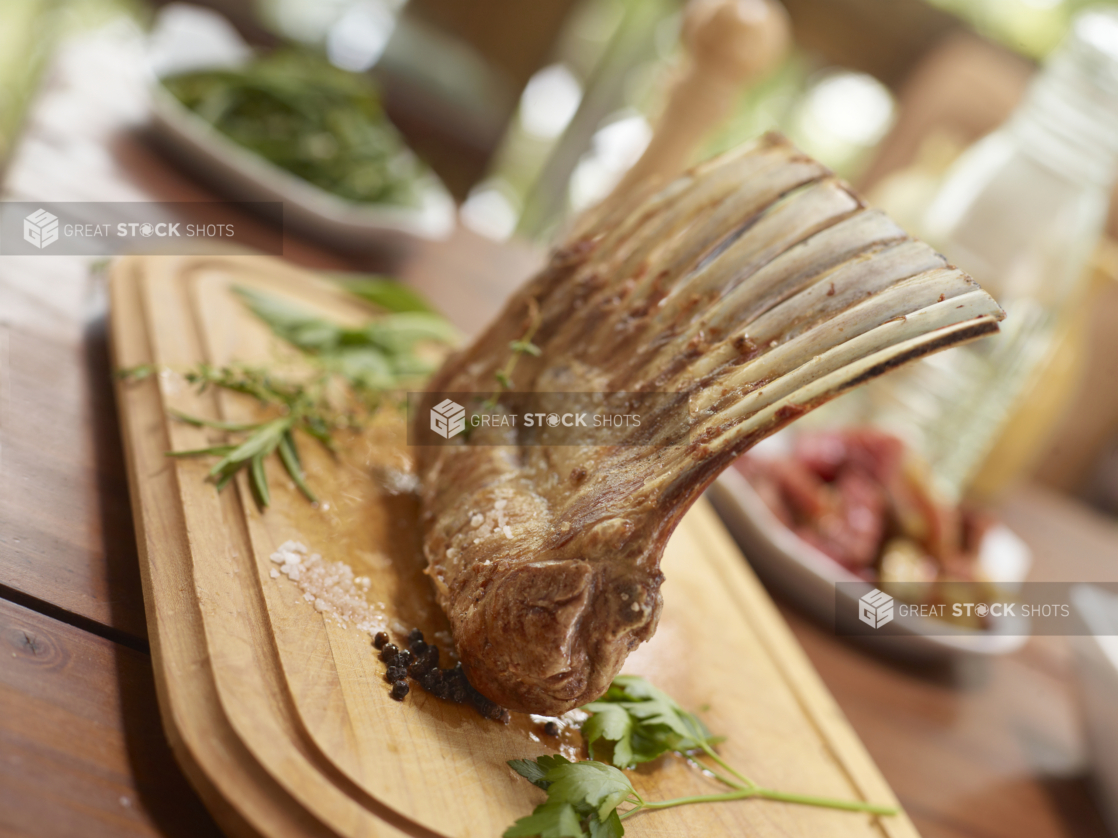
[415,133,1003,715]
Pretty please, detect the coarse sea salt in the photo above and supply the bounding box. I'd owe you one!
[268,540,386,635]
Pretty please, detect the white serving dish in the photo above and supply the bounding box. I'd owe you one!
[144,4,455,253]
[1070,585,1118,836]
[707,459,1033,660]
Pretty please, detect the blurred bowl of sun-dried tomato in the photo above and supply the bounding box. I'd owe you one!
[708,426,1032,659]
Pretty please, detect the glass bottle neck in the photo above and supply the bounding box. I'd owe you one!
[1006,42,1118,187]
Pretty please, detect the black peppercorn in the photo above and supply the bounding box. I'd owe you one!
[543,721,560,737]
[383,627,508,722]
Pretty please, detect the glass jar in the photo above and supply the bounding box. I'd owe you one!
[863,7,1118,501]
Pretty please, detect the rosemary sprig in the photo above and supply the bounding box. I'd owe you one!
[156,364,356,507]
[119,279,452,509]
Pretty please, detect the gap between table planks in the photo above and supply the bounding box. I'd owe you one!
[108,253,921,838]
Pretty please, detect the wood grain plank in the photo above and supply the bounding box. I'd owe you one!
[0,285,148,643]
[0,596,221,838]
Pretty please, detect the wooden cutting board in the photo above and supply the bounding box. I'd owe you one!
[108,253,920,838]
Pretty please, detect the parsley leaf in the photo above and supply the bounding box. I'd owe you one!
[504,801,582,838]
[587,810,623,838]
[580,704,633,767]
[509,754,570,790]
[583,675,718,769]
[546,761,634,822]
[504,756,640,838]
[507,679,899,837]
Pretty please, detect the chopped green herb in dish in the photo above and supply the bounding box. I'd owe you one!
[162,50,423,206]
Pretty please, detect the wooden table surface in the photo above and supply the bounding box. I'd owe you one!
[2,27,1117,838]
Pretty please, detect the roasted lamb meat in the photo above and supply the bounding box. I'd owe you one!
[415,133,1004,715]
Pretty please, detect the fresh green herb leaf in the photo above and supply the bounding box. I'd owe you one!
[116,364,156,381]
[162,49,423,207]
[582,675,716,769]
[166,281,453,511]
[333,346,395,390]
[587,810,623,838]
[546,761,635,822]
[363,312,460,354]
[278,429,317,503]
[389,352,440,378]
[333,274,436,313]
[233,286,343,352]
[509,679,901,837]
[581,703,633,767]
[509,756,557,790]
[163,365,349,508]
[504,757,640,838]
[169,408,260,432]
[302,413,337,452]
[208,417,289,478]
[232,285,454,393]
[504,801,583,838]
[485,298,542,404]
[166,445,238,458]
[250,453,271,507]
[504,675,901,837]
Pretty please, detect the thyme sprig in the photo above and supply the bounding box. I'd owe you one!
[483,298,541,409]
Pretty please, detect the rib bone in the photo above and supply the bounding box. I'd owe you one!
[415,134,1003,715]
